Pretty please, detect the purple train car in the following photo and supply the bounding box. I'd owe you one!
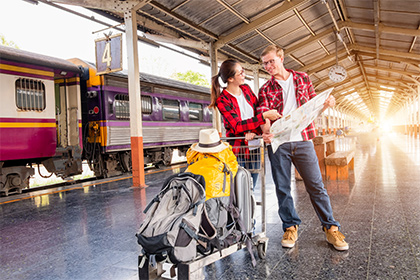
[72,59,212,178]
[0,46,212,195]
[0,46,84,195]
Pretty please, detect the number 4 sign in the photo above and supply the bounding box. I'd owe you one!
[95,33,123,75]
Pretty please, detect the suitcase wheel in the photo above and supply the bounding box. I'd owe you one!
[257,242,266,259]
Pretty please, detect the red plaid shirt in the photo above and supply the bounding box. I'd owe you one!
[216,84,265,151]
[257,69,317,141]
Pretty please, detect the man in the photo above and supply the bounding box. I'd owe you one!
[257,45,348,251]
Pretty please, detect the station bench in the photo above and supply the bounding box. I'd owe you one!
[324,137,356,180]
[325,150,355,180]
[295,134,356,181]
[312,134,336,180]
[295,134,335,181]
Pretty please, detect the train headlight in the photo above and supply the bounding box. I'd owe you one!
[87,91,98,98]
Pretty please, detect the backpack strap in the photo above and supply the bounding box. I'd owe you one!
[143,196,160,214]
[205,153,233,194]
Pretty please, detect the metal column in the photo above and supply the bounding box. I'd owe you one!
[124,8,146,187]
[210,42,222,133]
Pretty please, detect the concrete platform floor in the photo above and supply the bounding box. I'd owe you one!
[1,131,420,279]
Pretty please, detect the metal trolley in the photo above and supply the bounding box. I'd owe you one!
[138,137,268,279]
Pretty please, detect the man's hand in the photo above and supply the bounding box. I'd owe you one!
[261,118,271,134]
[262,131,274,144]
[322,95,335,112]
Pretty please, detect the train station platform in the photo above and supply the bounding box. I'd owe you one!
[1,131,420,279]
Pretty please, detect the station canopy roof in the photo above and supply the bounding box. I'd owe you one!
[48,0,420,122]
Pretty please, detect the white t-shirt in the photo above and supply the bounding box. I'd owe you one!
[276,75,303,141]
[227,89,260,149]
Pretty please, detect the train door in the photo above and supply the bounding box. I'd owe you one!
[42,78,83,178]
[55,78,82,148]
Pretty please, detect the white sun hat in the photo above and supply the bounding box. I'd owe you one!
[190,128,229,153]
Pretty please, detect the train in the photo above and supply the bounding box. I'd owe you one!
[0,45,212,196]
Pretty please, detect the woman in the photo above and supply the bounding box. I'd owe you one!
[210,59,280,188]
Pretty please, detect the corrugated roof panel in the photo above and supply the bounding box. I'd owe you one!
[83,0,420,119]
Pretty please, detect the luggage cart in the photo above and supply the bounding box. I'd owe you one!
[138,137,268,279]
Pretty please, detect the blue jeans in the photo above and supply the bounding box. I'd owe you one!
[267,141,340,231]
[237,149,260,189]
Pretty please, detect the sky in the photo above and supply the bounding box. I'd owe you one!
[0,0,211,81]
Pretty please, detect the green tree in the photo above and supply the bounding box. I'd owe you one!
[171,70,210,87]
[0,34,19,49]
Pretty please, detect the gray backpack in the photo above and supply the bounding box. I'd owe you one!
[136,172,212,266]
[200,166,257,266]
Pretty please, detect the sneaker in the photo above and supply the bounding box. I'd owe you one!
[324,226,349,251]
[281,225,298,248]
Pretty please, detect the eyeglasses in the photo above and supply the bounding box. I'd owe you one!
[261,58,279,67]
[236,69,245,76]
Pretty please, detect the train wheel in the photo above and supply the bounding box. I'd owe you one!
[120,152,132,173]
[93,154,107,178]
[162,147,173,166]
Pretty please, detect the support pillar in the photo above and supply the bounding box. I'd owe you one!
[252,68,260,98]
[210,42,222,134]
[125,8,146,187]
[327,108,332,134]
[418,87,420,137]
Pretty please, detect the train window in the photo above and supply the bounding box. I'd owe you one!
[207,106,213,122]
[15,78,46,111]
[114,94,130,119]
[142,95,152,115]
[141,86,152,93]
[189,102,203,121]
[162,99,180,120]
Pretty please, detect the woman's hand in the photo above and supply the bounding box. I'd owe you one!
[263,109,281,121]
[245,132,256,141]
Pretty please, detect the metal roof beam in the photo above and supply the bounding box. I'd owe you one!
[354,51,420,72]
[349,44,420,61]
[284,27,334,56]
[148,0,218,40]
[142,33,209,51]
[363,65,420,85]
[341,20,420,38]
[408,24,420,53]
[214,0,311,49]
[216,0,250,24]
[300,49,348,73]
[134,13,181,38]
[366,74,417,93]
[48,0,150,12]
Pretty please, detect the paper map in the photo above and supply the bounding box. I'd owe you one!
[269,88,334,153]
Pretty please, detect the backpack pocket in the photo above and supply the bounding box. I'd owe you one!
[173,218,199,262]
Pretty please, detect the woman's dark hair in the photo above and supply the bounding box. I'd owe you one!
[209,59,239,108]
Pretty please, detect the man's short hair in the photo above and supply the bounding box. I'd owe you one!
[260,45,284,59]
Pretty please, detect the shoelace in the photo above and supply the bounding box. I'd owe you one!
[284,229,296,240]
[330,230,345,241]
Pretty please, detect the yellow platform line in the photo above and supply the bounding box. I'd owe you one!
[0,176,131,205]
[0,163,186,205]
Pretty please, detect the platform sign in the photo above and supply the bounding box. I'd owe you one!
[95,33,123,75]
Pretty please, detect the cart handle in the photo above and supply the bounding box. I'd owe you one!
[221,136,263,140]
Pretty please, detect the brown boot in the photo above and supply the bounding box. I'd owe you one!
[324,226,349,251]
[281,225,298,248]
